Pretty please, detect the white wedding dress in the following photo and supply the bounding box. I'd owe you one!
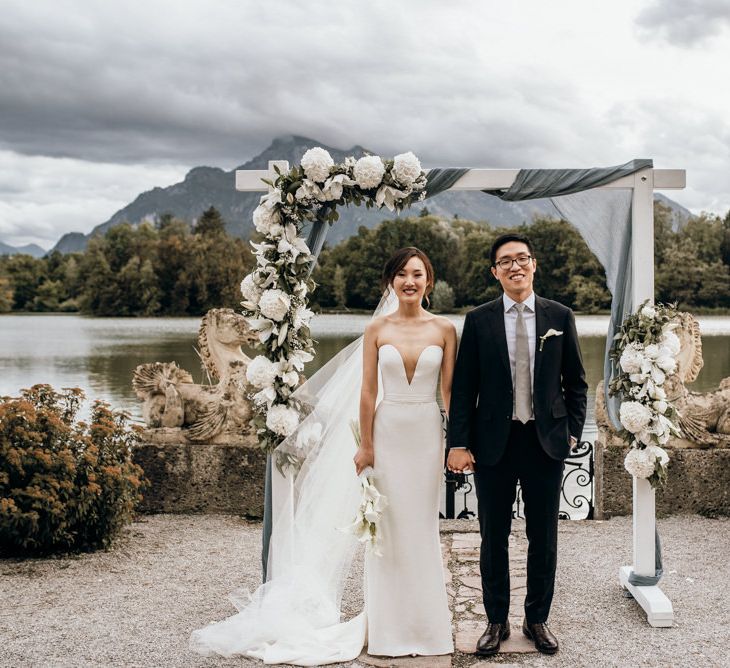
[366,343,453,656]
[190,313,453,664]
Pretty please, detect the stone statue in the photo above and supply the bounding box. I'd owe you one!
[133,308,259,443]
[596,312,730,448]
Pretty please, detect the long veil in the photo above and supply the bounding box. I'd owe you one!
[190,290,399,665]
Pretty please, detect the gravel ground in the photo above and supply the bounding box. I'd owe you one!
[1,514,728,668]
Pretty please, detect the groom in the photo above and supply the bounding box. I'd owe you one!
[447,233,587,656]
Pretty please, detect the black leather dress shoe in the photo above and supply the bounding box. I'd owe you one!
[476,620,510,656]
[522,620,559,654]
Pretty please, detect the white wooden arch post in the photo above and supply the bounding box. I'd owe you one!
[237,160,685,627]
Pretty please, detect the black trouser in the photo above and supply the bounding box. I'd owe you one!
[474,421,564,624]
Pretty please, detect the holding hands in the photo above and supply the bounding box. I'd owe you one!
[447,448,476,474]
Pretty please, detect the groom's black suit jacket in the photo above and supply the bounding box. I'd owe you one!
[448,295,588,465]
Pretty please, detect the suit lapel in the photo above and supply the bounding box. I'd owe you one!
[533,295,550,383]
[486,298,511,376]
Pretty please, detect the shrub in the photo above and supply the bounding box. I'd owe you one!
[0,385,145,556]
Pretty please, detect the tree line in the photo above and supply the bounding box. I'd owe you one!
[311,203,730,312]
[0,208,255,316]
[1,203,728,316]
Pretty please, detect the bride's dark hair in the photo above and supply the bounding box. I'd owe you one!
[381,247,435,305]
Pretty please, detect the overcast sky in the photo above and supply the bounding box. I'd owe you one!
[1,0,729,248]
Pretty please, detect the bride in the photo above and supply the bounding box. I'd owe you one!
[190,247,455,664]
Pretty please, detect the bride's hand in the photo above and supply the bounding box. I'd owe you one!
[353,446,374,476]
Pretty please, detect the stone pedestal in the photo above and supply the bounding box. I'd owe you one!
[595,432,730,518]
[132,435,267,517]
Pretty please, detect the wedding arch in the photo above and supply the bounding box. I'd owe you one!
[235,151,685,628]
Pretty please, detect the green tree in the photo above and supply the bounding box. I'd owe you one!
[431,280,455,312]
[32,279,65,311]
[333,264,347,309]
[194,206,227,236]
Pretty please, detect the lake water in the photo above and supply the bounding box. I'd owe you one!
[2,313,728,519]
[1,313,728,429]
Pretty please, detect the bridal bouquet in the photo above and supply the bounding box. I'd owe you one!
[609,300,681,488]
[341,419,388,556]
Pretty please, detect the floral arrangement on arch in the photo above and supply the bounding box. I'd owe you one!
[240,147,428,456]
[609,300,682,488]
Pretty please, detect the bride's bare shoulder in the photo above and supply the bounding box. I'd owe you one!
[364,316,388,336]
[432,315,457,335]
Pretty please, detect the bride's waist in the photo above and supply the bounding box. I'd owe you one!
[380,393,437,405]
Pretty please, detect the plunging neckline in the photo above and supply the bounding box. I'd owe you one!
[379,343,442,386]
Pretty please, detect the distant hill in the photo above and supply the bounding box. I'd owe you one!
[0,241,47,258]
[48,135,694,253]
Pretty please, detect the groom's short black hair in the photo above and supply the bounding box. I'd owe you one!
[490,233,535,266]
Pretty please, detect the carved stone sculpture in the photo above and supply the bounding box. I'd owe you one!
[133,308,259,443]
[596,312,730,448]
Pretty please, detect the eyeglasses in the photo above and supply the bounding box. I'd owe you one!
[494,255,533,270]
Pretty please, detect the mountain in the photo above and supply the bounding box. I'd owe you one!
[49,135,695,252]
[0,241,47,258]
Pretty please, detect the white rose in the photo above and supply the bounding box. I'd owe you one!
[391,151,422,186]
[246,355,278,389]
[258,289,291,322]
[277,361,300,387]
[624,447,657,478]
[619,401,653,434]
[653,400,668,414]
[641,304,657,319]
[252,204,281,235]
[656,353,677,374]
[240,274,262,304]
[660,329,681,356]
[354,155,386,189]
[300,147,334,183]
[619,342,645,374]
[266,404,300,437]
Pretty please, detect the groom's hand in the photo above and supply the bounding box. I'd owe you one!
[447,448,475,473]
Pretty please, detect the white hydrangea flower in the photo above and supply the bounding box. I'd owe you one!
[624,447,657,478]
[619,342,645,374]
[644,344,660,360]
[647,444,670,467]
[619,400,653,434]
[258,289,291,322]
[660,329,681,356]
[253,203,282,235]
[354,155,386,189]
[240,274,262,304]
[391,151,422,186]
[641,304,657,319]
[266,403,300,437]
[301,147,334,183]
[246,355,278,388]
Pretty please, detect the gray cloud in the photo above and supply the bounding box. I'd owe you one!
[0,0,728,247]
[636,0,730,46]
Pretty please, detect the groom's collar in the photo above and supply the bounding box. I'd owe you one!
[502,291,536,313]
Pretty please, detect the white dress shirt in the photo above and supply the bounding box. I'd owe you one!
[503,291,536,420]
